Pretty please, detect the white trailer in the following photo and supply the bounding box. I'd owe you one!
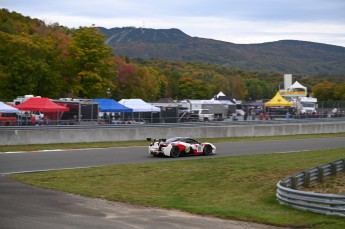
[297,97,317,113]
[178,99,228,119]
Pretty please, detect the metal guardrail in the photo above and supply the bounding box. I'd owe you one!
[276,158,345,217]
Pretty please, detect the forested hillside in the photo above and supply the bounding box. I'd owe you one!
[1,9,345,102]
[100,27,345,75]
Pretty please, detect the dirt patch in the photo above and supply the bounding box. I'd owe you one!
[301,172,345,194]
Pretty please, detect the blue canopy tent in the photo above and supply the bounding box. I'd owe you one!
[92,98,133,112]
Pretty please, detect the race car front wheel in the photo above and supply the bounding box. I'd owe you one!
[170,146,180,158]
[203,145,212,156]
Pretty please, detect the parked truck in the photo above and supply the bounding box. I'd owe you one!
[298,97,317,114]
[54,99,99,125]
[190,109,215,122]
[0,112,17,126]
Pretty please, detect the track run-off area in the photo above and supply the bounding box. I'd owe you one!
[1,137,345,229]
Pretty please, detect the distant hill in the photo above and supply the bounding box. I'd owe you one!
[99,27,345,75]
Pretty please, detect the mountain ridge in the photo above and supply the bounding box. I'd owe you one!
[98,27,345,75]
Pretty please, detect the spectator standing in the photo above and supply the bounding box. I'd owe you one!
[30,115,36,126]
[109,113,114,124]
[258,112,264,120]
[251,109,256,120]
[243,111,248,121]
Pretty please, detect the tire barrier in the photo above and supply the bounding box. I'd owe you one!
[276,158,345,217]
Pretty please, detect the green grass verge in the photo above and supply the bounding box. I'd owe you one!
[11,148,345,229]
[1,133,345,152]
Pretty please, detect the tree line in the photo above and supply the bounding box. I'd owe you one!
[1,9,344,102]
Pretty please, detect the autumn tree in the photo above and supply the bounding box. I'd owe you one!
[0,31,64,99]
[67,26,115,98]
[244,78,275,100]
[3,9,344,103]
[220,75,247,99]
[0,9,73,100]
[137,66,167,101]
[311,81,336,100]
[178,77,212,99]
[333,83,345,100]
[113,58,168,101]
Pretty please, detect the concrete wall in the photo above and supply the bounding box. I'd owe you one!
[1,121,345,146]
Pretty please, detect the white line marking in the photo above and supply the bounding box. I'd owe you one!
[1,165,108,175]
[1,146,145,154]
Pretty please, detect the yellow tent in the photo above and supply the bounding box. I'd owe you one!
[265,92,293,107]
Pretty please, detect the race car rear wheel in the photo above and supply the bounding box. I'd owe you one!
[203,145,212,156]
[170,146,180,158]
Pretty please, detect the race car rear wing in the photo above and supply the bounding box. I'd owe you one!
[146,138,166,146]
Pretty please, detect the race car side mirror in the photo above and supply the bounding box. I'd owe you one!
[161,138,166,142]
[146,138,152,142]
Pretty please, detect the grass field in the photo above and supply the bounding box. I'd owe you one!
[10,142,345,229]
[1,133,345,152]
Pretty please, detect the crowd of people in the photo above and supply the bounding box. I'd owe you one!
[17,113,49,126]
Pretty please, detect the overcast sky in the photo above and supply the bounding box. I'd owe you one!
[2,0,345,47]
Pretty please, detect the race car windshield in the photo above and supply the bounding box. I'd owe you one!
[165,137,199,144]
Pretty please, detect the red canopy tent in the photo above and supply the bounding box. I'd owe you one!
[15,97,69,122]
[15,97,69,112]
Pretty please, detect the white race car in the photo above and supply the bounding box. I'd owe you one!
[147,137,216,158]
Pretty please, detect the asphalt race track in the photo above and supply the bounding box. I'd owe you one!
[1,138,345,229]
[1,137,345,175]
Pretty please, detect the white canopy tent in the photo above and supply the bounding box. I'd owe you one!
[287,81,307,92]
[119,99,160,112]
[212,91,226,100]
[0,101,19,113]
